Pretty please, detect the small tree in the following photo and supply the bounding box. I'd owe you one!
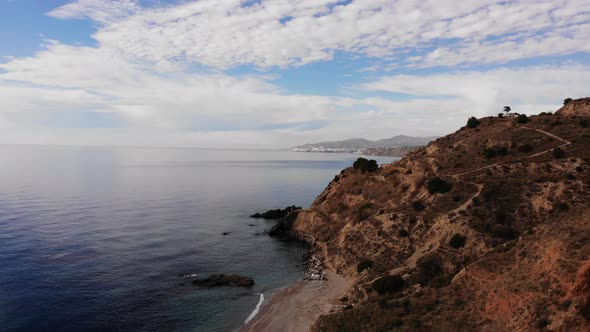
[483,148,497,158]
[563,98,573,105]
[357,259,374,273]
[449,233,467,248]
[372,275,406,295]
[515,114,529,124]
[518,144,533,153]
[498,113,504,118]
[503,106,511,115]
[427,177,453,194]
[552,147,565,159]
[353,157,378,172]
[466,116,481,128]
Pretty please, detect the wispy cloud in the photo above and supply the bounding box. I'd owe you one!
[46,0,590,69]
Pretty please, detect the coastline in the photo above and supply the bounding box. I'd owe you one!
[240,269,350,332]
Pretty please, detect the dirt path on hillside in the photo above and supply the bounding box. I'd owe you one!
[452,126,571,178]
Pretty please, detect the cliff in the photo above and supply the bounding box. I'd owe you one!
[556,97,590,117]
[289,100,590,331]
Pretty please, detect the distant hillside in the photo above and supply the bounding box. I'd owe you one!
[290,135,437,154]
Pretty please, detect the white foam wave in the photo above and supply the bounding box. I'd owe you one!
[244,293,264,324]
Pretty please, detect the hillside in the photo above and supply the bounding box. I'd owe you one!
[286,100,590,331]
[290,135,437,153]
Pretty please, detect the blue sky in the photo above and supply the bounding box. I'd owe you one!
[0,0,589,148]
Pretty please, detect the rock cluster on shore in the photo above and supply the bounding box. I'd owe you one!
[300,247,326,281]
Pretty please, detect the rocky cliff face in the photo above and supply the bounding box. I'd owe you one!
[556,97,590,117]
[290,106,590,331]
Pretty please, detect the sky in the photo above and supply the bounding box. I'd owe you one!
[0,0,589,149]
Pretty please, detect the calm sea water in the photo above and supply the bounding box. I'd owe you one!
[0,146,394,332]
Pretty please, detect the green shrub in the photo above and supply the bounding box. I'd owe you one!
[580,119,589,128]
[539,112,553,116]
[427,177,452,194]
[449,234,467,248]
[563,98,573,105]
[353,157,378,172]
[518,144,534,153]
[357,259,374,273]
[484,146,509,158]
[483,148,497,158]
[417,256,443,281]
[515,114,529,124]
[358,202,374,220]
[466,116,481,128]
[552,147,566,159]
[398,229,409,237]
[412,200,425,212]
[498,113,504,118]
[491,225,519,239]
[555,202,569,211]
[496,146,508,156]
[371,275,406,295]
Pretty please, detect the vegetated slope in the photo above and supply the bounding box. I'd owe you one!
[290,103,590,331]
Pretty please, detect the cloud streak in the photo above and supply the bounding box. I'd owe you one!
[47,0,590,69]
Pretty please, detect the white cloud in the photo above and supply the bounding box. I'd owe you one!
[1,40,588,147]
[44,0,590,69]
[1,1,588,148]
[47,0,140,23]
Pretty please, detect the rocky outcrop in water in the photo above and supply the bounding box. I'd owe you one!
[191,274,255,287]
[250,205,302,219]
[267,209,302,237]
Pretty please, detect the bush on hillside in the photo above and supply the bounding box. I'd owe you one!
[449,234,467,248]
[518,144,534,153]
[417,256,443,280]
[580,119,589,128]
[498,113,504,118]
[357,259,374,273]
[372,275,406,295]
[539,112,553,116]
[466,117,481,128]
[483,148,497,158]
[412,200,425,212]
[564,98,573,105]
[553,147,566,159]
[555,202,569,211]
[483,146,509,158]
[353,157,378,172]
[515,114,529,124]
[491,225,519,240]
[427,177,453,194]
[358,202,375,220]
[398,229,409,237]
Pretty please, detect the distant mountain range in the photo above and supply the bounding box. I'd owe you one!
[290,135,438,154]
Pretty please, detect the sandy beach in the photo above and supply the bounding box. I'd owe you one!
[240,270,350,332]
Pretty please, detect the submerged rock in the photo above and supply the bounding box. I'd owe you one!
[250,205,302,219]
[191,274,255,287]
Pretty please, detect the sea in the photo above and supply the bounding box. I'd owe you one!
[0,145,395,332]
